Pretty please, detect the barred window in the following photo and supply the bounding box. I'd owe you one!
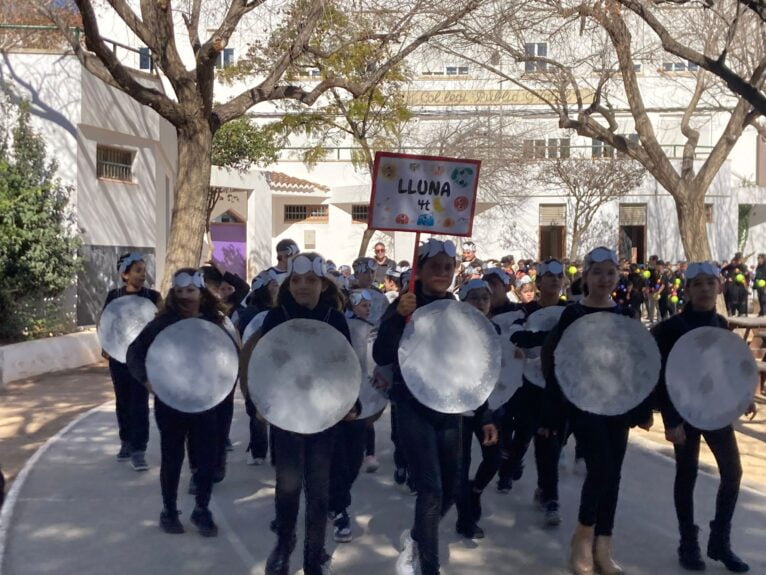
[284,204,328,223]
[97,146,134,182]
[351,204,369,223]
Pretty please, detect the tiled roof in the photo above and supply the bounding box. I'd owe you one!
[265,171,330,194]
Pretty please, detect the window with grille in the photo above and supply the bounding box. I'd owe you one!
[522,138,570,160]
[539,204,566,226]
[524,43,547,72]
[97,146,134,182]
[284,204,328,223]
[215,48,235,69]
[662,61,698,72]
[351,204,368,223]
[592,139,615,159]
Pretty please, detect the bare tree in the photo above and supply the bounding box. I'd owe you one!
[615,0,766,116]
[441,0,764,260]
[31,0,482,287]
[537,156,645,258]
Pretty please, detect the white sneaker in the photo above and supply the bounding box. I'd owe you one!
[364,455,380,473]
[247,455,265,466]
[396,529,418,575]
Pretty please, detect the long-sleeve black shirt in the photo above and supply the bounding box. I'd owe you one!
[651,306,729,429]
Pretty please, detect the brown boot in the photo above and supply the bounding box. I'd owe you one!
[569,523,595,575]
[593,535,624,575]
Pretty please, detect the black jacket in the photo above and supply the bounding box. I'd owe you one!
[103,286,161,309]
[651,306,729,429]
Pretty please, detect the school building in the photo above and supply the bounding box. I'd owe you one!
[1,15,765,325]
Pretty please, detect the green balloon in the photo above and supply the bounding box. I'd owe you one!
[674,278,681,286]
[642,270,651,279]
[670,295,679,304]
[735,273,745,284]
[758,279,766,288]
[567,265,577,275]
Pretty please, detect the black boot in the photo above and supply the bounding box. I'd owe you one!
[678,524,705,571]
[265,533,296,575]
[707,520,749,573]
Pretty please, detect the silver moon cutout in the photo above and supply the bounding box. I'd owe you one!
[666,327,757,431]
[242,310,269,344]
[247,319,361,434]
[348,318,389,419]
[524,306,566,388]
[487,310,526,410]
[554,312,660,416]
[98,296,158,363]
[146,318,239,413]
[399,299,502,414]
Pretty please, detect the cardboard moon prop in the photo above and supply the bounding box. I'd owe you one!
[146,318,239,413]
[554,312,660,416]
[98,296,158,363]
[399,300,501,413]
[247,319,361,434]
[242,310,269,344]
[524,306,566,388]
[368,289,390,326]
[666,327,757,430]
[488,310,526,410]
[348,318,389,419]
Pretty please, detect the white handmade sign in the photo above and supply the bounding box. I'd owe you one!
[368,151,481,236]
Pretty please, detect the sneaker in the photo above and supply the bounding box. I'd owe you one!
[394,467,407,486]
[497,477,512,494]
[364,455,380,473]
[333,511,353,543]
[130,451,149,471]
[116,442,132,461]
[544,501,561,527]
[190,507,218,537]
[248,455,265,466]
[159,508,184,534]
[224,438,234,452]
[456,521,485,540]
[396,529,418,575]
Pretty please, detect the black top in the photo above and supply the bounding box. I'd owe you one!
[490,300,522,317]
[540,302,652,429]
[651,306,729,429]
[103,286,161,310]
[261,291,351,344]
[510,300,569,350]
[236,303,270,337]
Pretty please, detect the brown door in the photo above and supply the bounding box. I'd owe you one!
[539,226,566,260]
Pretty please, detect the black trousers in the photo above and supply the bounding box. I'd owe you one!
[272,426,337,570]
[456,414,501,526]
[757,287,766,316]
[534,430,564,504]
[216,389,235,469]
[572,413,630,536]
[329,419,367,514]
[390,401,408,471]
[499,381,541,480]
[658,298,671,320]
[673,424,742,530]
[244,395,269,459]
[154,398,216,512]
[397,398,461,575]
[365,421,376,457]
[109,360,149,452]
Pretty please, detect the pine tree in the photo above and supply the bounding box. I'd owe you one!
[0,103,80,341]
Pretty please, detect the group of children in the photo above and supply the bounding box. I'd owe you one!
[102,240,757,575]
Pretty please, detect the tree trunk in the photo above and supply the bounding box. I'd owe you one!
[674,187,712,261]
[161,121,214,292]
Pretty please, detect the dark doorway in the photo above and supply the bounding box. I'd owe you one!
[539,226,566,260]
[619,225,646,264]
